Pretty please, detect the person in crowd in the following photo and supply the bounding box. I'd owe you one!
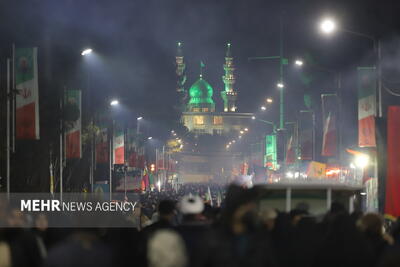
[357,213,394,265]
[175,194,208,267]
[313,213,375,267]
[143,200,176,234]
[147,229,187,267]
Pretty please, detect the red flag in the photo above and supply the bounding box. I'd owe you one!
[65,90,82,159]
[15,48,40,139]
[385,106,400,217]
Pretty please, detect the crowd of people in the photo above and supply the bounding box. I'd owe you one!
[0,183,399,267]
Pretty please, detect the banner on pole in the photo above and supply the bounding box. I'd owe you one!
[299,111,313,160]
[113,122,124,164]
[264,135,277,170]
[65,90,81,159]
[15,47,40,139]
[96,114,109,164]
[358,67,376,147]
[385,106,400,217]
[321,94,338,157]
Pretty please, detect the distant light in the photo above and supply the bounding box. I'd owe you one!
[232,140,236,143]
[355,154,369,168]
[320,18,336,34]
[297,156,301,160]
[277,82,284,88]
[171,130,175,133]
[266,98,273,103]
[229,142,232,145]
[239,135,242,139]
[350,163,356,169]
[178,42,182,46]
[148,136,152,140]
[252,116,256,120]
[360,192,367,196]
[110,99,119,106]
[137,116,143,120]
[286,172,294,178]
[295,59,304,66]
[261,106,267,111]
[81,48,93,56]
[173,133,177,136]
[244,128,249,131]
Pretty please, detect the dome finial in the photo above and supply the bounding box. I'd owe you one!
[226,43,232,57]
[200,61,205,78]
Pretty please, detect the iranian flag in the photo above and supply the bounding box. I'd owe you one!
[65,90,81,159]
[113,125,124,164]
[96,123,109,164]
[358,67,376,147]
[15,47,40,139]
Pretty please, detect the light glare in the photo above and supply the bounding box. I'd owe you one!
[320,18,336,34]
[81,48,93,56]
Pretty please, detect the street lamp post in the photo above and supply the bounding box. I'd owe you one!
[81,48,95,193]
[137,117,143,135]
[109,99,120,201]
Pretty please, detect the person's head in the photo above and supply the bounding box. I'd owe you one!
[357,213,384,236]
[222,185,259,233]
[158,200,176,222]
[259,207,277,231]
[178,195,204,222]
[289,209,308,226]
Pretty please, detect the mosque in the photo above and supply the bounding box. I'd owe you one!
[175,43,253,136]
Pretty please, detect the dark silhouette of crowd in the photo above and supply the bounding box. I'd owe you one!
[0,183,399,267]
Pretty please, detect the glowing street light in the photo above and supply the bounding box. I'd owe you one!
[239,135,242,139]
[261,106,267,111]
[244,128,249,131]
[110,99,119,106]
[240,130,244,134]
[320,18,336,34]
[277,82,284,89]
[137,116,143,121]
[81,48,93,56]
[252,116,256,120]
[295,59,304,66]
[355,154,369,169]
[147,136,153,140]
[266,98,273,103]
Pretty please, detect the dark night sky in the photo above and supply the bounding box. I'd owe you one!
[1,0,400,144]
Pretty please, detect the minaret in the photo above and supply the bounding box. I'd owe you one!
[221,43,237,112]
[175,42,187,111]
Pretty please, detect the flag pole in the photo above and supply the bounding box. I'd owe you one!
[11,44,15,153]
[59,88,64,201]
[6,59,11,199]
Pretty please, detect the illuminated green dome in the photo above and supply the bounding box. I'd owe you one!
[188,78,214,104]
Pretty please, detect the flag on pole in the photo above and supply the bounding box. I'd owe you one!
[358,67,376,147]
[127,128,137,167]
[65,90,81,159]
[113,123,124,164]
[15,47,40,139]
[96,114,109,164]
[299,111,313,160]
[321,94,339,157]
[285,135,296,164]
